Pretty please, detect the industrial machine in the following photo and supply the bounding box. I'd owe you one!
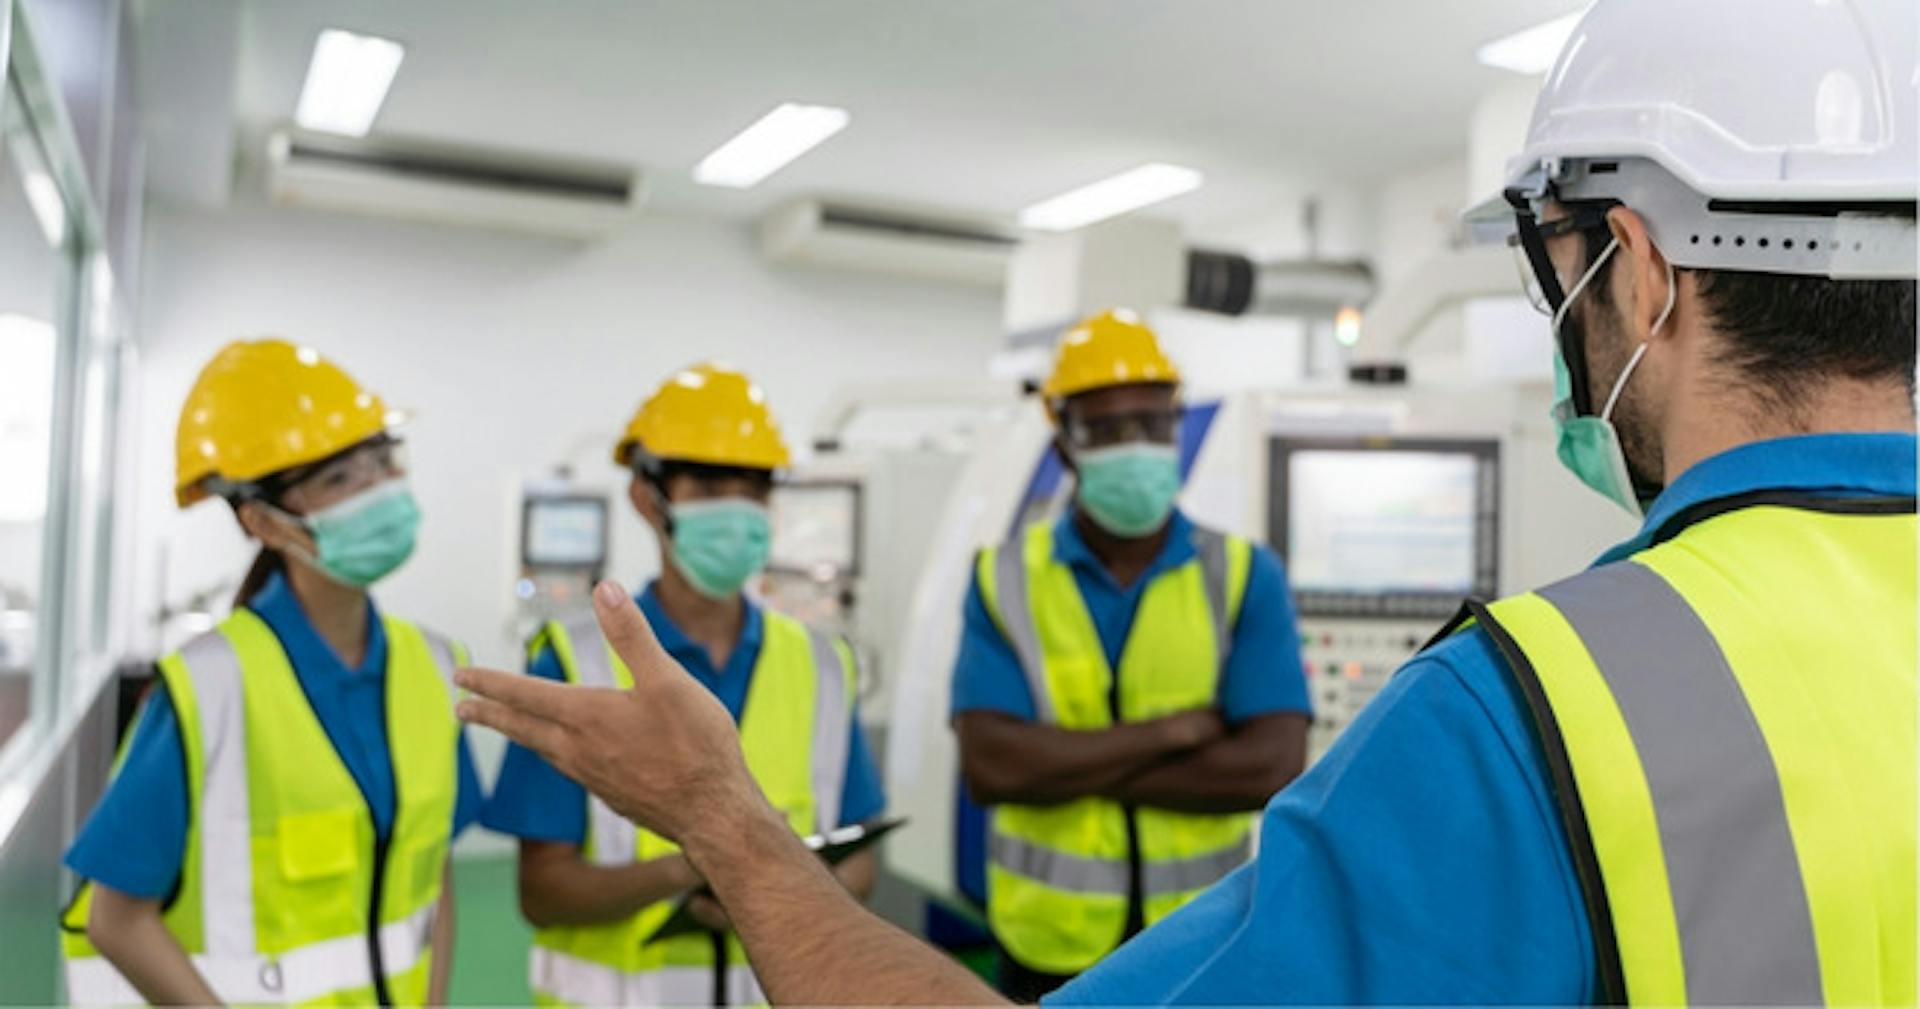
[513,471,611,634]
[1270,433,1500,758]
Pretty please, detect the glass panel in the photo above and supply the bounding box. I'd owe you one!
[0,80,71,751]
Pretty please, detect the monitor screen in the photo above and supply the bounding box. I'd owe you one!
[522,495,609,569]
[769,481,861,575]
[1271,437,1499,618]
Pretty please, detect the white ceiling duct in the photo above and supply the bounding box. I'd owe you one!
[758,198,1016,287]
[265,129,645,239]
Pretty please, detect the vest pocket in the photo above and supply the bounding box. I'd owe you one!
[277,808,359,882]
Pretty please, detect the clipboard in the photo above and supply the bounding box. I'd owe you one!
[645,816,907,943]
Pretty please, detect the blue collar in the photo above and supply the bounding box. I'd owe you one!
[1052,508,1199,588]
[246,569,387,678]
[1598,432,1917,565]
[638,581,764,673]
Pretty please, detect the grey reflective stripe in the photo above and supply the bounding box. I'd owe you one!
[1193,527,1233,669]
[556,617,638,869]
[418,628,461,704]
[531,948,762,1007]
[179,629,256,960]
[1538,561,1822,1006]
[1141,840,1249,897]
[992,543,1057,725]
[807,628,852,833]
[989,831,1129,895]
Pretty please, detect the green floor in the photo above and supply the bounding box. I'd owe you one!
[446,854,996,1002]
[448,855,534,1005]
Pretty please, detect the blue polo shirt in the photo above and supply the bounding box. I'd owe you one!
[482,583,887,844]
[65,572,485,900]
[1049,432,1918,1005]
[951,509,1310,724]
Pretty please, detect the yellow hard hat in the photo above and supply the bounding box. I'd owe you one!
[1041,308,1181,406]
[614,362,791,471]
[175,339,397,508]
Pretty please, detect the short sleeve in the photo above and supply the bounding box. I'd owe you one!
[1217,545,1311,722]
[837,717,887,827]
[1048,629,1596,1005]
[478,646,587,845]
[64,686,193,900]
[949,566,1038,721]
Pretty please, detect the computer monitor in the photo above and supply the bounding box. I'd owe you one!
[1269,435,1500,619]
[769,480,863,576]
[521,494,610,571]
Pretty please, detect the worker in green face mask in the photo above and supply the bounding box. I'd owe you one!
[480,362,887,1008]
[951,309,1312,1000]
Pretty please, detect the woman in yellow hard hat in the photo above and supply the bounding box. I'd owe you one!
[61,339,483,1007]
[481,363,886,1007]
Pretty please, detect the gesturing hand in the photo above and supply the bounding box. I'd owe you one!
[455,580,764,847]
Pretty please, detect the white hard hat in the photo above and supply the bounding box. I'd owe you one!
[1468,0,1917,280]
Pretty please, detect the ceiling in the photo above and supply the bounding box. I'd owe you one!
[138,0,1583,240]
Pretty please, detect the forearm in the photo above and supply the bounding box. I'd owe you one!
[833,847,878,901]
[691,800,1004,1006]
[88,887,222,1006]
[958,714,1192,806]
[518,841,698,927]
[1110,714,1308,813]
[428,868,456,1005]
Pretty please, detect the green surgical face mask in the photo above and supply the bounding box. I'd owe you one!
[277,480,422,588]
[1549,237,1674,519]
[669,498,772,599]
[1073,442,1181,537]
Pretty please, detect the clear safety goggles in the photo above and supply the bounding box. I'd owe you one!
[1062,409,1180,451]
[1504,187,1619,317]
[270,435,408,505]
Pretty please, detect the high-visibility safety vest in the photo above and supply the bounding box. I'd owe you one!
[526,608,856,1008]
[60,609,465,1007]
[1458,495,1916,1005]
[976,520,1256,975]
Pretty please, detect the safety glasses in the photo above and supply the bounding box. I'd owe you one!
[1062,409,1180,451]
[270,435,408,508]
[1504,186,1618,316]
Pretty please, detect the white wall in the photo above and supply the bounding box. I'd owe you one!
[131,201,1003,682]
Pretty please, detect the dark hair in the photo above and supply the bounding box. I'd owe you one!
[234,546,286,608]
[644,460,775,499]
[1571,212,1917,408]
[227,488,292,608]
[1694,271,1916,407]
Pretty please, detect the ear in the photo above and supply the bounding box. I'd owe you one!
[629,476,666,531]
[1053,434,1077,475]
[237,500,303,552]
[1605,206,1678,345]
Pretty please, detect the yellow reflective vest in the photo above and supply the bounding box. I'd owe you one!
[1465,495,1916,1005]
[61,609,465,1007]
[975,520,1255,975]
[526,608,857,1008]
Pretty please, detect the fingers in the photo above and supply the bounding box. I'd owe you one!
[456,695,571,765]
[592,580,675,684]
[455,665,576,723]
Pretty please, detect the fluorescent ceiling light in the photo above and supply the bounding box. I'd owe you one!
[693,104,850,189]
[1476,9,1586,75]
[295,28,405,136]
[1019,163,1204,232]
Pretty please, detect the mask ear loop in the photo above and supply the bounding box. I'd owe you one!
[1599,259,1677,423]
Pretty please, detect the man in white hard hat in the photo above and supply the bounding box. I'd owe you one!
[454,0,1918,1003]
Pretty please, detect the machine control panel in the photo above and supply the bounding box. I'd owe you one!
[1299,618,1446,762]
